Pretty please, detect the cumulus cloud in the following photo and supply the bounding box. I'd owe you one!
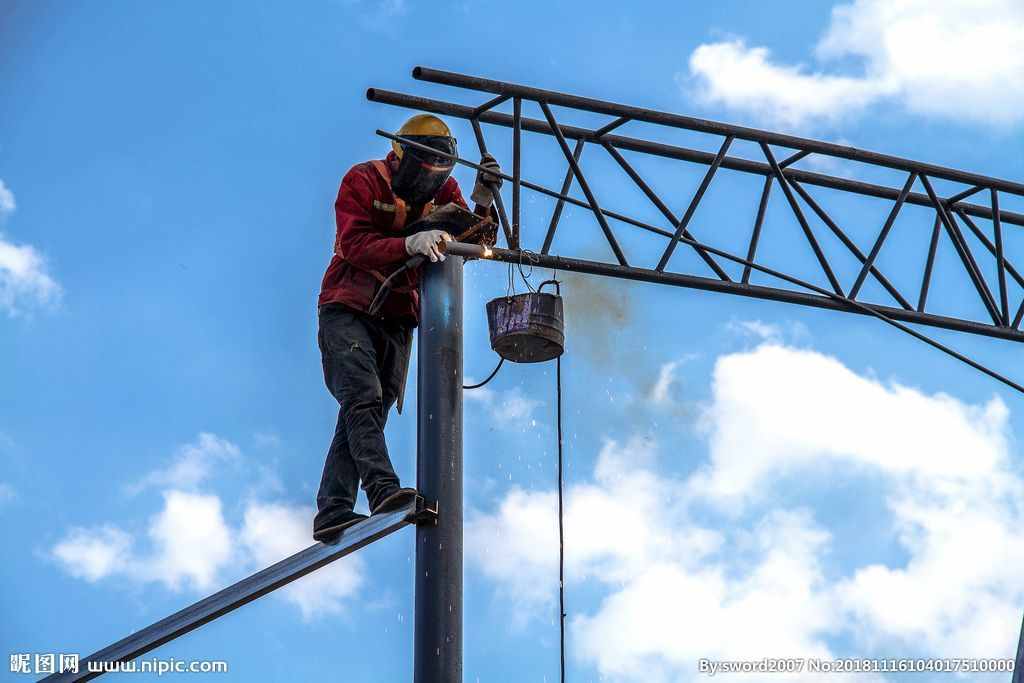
[0,179,62,315]
[52,433,364,618]
[52,525,134,583]
[692,344,1011,503]
[686,0,1024,127]
[687,40,887,128]
[469,434,843,679]
[51,491,234,592]
[126,432,240,495]
[468,343,1024,681]
[142,490,234,591]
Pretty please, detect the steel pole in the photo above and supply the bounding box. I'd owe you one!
[415,254,463,683]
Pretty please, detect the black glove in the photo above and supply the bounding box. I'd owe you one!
[471,153,503,208]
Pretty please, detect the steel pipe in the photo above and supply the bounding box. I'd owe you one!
[414,255,464,683]
[446,242,1024,343]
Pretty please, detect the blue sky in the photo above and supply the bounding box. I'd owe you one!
[3,1,1024,681]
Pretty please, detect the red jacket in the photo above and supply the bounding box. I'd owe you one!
[318,151,470,326]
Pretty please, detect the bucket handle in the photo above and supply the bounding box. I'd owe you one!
[538,279,561,295]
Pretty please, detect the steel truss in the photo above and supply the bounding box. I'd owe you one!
[369,67,1024,343]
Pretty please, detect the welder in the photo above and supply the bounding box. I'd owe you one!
[313,114,501,542]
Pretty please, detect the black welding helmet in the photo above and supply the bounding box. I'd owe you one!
[391,114,457,205]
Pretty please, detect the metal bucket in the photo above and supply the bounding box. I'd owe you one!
[486,280,565,363]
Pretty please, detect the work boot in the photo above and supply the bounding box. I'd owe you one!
[371,487,418,515]
[313,511,369,544]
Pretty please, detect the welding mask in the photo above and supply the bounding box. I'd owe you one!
[391,134,457,205]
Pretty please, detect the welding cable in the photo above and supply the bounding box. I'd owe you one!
[518,249,541,292]
[555,352,566,683]
[462,357,504,390]
[368,256,425,317]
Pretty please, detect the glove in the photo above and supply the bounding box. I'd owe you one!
[471,153,503,208]
[405,229,452,263]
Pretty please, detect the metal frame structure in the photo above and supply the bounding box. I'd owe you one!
[40,68,1024,682]
[368,67,1024,344]
[369,67,1024,681]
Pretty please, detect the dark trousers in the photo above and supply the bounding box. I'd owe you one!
[314,304,412,531]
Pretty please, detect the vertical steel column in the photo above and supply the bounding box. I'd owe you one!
[415,255,463,683]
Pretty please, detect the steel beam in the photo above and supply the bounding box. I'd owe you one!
[415,254,463,683]
[444,242,1024,343]
[365,89,1024,228]
[41,505,424,681]
[410,66,1024,197]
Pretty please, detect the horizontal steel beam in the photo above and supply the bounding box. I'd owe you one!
[444,243,1024,343]
[412,66,1024,198]
[41,503,426,681]
[366,89,1024,229]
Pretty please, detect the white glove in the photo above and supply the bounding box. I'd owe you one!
[405,229,453,262]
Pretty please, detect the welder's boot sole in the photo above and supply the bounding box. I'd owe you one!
[313,513,369,544]
[371,487,419,515]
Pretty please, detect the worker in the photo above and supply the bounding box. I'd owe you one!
[312,113,501,542]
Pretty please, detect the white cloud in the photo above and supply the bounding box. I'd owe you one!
[0,482,15,506]
[52,433,366,618]
[52,525,134,583]
[692,344,1010,504]
[649,360,681,406]
[687,40,887,128]
[464,385,543,426]
[0,180,15,216]
[141,490,234,591]
[51,491,234,592]
[469,343,1024,680]
[686,0,1024,127]
[0,179,61,315]
[573,511,849,683]
[126,432,240,495]
[697,345,1024,658]
[0,233,61,315]
[726,319,782,343]
[241,502,365,619]
[469,435,842,680]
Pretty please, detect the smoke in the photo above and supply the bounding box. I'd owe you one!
[557,271,698,420]
[559,271,631,365]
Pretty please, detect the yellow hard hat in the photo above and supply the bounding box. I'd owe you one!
[392,114,453,159]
